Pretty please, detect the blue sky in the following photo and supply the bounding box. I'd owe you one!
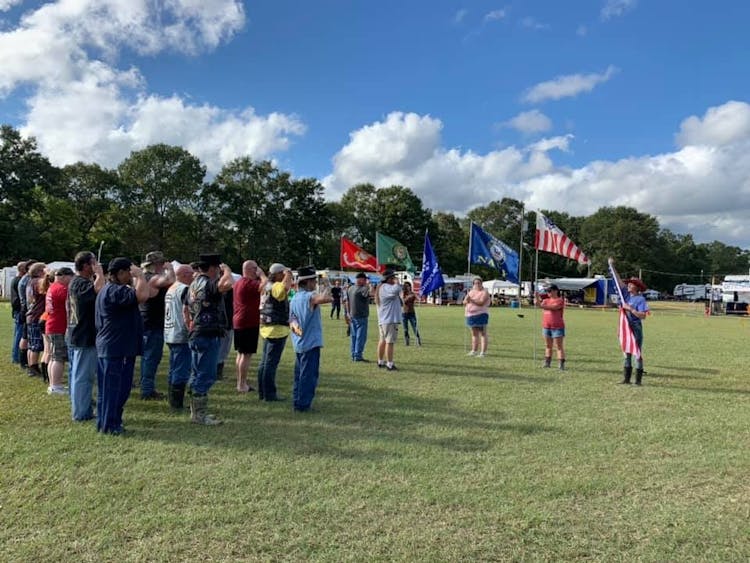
[2,1,750,245]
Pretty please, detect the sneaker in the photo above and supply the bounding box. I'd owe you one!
[378,362,386,369]
[47,386,68,395]
[386,364,398,371]
[477,353,486,358]
[467,351,476,356]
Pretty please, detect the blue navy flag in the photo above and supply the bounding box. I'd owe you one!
[420,232,445,297]
[469,222,520,284]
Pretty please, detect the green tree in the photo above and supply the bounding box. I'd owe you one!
[116,144,206,259]
[431,211,468,276]
[580,206,660,280]
[0,125,60,261]
[56,162,121,251]
[339,184,432,260]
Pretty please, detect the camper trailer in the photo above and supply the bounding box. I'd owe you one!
[673,283,710,301]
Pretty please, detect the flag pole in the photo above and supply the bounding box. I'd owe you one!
[375,231,380,272]
[533,246,539,365]
[517,204,525,307]
[467,222,473,275]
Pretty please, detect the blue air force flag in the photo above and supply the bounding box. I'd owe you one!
[420,232,445,297]
[469,223,520,284]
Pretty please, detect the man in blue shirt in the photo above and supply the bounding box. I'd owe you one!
[95,258,150,434]
[289,267,332,412]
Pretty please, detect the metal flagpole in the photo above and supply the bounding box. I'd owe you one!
[517,205,525,307]
[467,222,473,276]
[533,247,539,365]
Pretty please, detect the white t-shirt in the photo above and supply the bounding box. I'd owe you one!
[377,283,402,325]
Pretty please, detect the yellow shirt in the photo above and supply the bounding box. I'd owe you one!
[260,281,290,339]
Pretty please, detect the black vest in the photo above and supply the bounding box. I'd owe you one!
[260,284,289,326]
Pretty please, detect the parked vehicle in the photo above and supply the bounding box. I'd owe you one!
[673,283,710,301]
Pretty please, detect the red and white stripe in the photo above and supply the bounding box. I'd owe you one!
[535,212,589,264]
[618,307,642,359]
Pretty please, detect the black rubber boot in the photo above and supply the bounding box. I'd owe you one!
[405,334,410,346]
[169,383,186,410]
[624,366,633,384]
[41,362,49,383]
[543,357,551,368]
[559,359,566,371]
[635,369,644,386]
[19,350,28,369]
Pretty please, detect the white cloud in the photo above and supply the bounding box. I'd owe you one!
[453,9,468,24]
[576,24,587,37]
[484,9,506,23]
[520,17,549,30]
[0,0,21,11]
[676,100,750,148]
[523,65,618,104]
[501,110,553,134]
[601,0,637,20]
[324,102,750,246]
[0,0,304,172]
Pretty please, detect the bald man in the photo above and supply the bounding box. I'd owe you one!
[233,260,267,393]
[164,264,194,410]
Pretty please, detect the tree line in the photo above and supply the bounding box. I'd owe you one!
[1,124,747,291]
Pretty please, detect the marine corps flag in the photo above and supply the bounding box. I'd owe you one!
[376,232,416,273]
[340,237,380,272]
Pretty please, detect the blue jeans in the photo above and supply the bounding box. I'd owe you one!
[402,312,420,340]
[11,312,23,363]
[293,346,321,411]
[140,329,164,396]
[624,323,644,370]
[167,342,191,386]
[350,317,368,360]
[70,346,98,421]
[189,336,219,395]
[97,356,135,433]
[257,336,287,399]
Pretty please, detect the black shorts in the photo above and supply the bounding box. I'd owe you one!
[234,327,260,354]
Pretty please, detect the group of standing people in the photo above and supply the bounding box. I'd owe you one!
[9,252,652,435]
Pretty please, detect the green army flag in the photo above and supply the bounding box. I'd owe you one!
[376,232,416,272]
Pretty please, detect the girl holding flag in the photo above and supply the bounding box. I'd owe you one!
[608,258,649,385]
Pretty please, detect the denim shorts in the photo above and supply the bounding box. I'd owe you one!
[542,327,565,338]
[466,313,489,327]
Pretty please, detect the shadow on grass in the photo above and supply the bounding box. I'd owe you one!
[126,374,558,458]
[648,364,720,375]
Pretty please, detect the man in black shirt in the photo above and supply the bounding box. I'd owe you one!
[187,254,234,425]
[330,280,342,319]
[67,251,105,421]
[138,251,175,400]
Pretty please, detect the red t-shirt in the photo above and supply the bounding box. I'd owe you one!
[541,296,565,329]
[233,277,261,329]
[45,281,68,334]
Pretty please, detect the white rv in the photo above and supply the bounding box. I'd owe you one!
[673,283,710,301]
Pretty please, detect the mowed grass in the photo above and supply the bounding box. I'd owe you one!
[1,300,750,562]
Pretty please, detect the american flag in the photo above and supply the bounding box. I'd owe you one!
[617,307,642,359]
[535,212,589,264]
[609,262,642,359]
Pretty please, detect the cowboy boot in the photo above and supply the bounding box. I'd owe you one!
[620,366,632,384]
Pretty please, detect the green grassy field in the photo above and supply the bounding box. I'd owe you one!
[1,301,749,562]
